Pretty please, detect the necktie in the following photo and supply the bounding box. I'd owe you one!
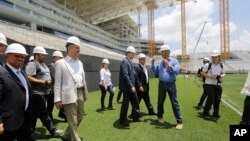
[16,70,27,87]
[16,70,29,110]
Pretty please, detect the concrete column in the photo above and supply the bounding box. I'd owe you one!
[30,22,37,31]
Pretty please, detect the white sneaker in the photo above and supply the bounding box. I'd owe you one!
[157,118,164,124]
[176,124,183,130]
[52,129,63,136]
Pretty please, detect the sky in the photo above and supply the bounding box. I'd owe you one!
[133,0,250,55]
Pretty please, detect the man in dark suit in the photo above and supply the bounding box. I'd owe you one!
[0,43,33,141]
[119,46,143,127]
[134,53,156,115]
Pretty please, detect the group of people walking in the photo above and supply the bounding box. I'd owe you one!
[0,30,250,141]
[0,33,87,141]
[116,44,183,129]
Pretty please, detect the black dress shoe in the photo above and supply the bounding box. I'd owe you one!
[133,118,143,122]
[120,121,130,127]
[149,112,156,115]
[203,113,211,119]
[212,114,221,120]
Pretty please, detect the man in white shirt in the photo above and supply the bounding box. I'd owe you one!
[54,36,88,141]
[201,50,225,120]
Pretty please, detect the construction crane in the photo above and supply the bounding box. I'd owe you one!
[180,0,187,67]
[220,0,230,60]
[145,0,157,57]
[176,0,188,69]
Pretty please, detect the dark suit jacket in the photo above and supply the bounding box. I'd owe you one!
[135,64,149,92]
[0,65,32,131]
[119,57,138,92]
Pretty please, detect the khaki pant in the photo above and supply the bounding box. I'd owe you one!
[62,89,85,141]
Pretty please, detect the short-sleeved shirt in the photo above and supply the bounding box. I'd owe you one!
[99,68,112,86]
[25,61,51,95]
[202,63,224,85]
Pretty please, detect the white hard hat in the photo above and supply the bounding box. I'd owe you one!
[211,50,220,57]
[5,43,28,56]
[29,56,34,61]
[159,44,170,52]
[126,46,136,53]
[203,57,210,62]
[52,50,63,57]
[0,32,7,46]
[33,46,48,55]
[138,53,146,59]
[66,36,81,47]
[102,58,110,64]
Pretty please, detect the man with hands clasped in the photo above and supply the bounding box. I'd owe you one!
[151,44,183,130]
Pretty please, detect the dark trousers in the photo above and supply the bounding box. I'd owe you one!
[99,85,114,108]
[47,91,54,121]
[198,84,207,106]
[32,94,55,134]
[132,89,155,115]
[0,111,33,141]
[241,96,250,124]
[157,81,183,124]
[120,91,140,122]
[203,84,222,116]
[117,90,123,102]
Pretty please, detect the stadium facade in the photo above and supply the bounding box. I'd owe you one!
[0,0,163,55]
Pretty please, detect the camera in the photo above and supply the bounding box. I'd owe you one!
[216,75,223,83]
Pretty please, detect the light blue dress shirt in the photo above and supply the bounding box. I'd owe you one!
[151,57,180,83]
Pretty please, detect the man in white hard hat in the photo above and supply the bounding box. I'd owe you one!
[54,36,88,141]
[131,53,156,116]
[201,50,225,120]
[25,46,62,136]
[29,56,34,62]
[195,57,210,109]
[0,43,33,140]
[119,46,142,127]
[0,33,8,67]
[151,44,183,129]
[47,51,64,122]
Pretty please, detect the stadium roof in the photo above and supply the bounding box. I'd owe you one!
[54,0,194,24]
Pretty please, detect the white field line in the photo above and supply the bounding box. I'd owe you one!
[221,98,242,116]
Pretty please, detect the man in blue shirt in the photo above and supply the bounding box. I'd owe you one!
[151,44,183,130]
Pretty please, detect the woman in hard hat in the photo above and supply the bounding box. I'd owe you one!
[99,58,115,110]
